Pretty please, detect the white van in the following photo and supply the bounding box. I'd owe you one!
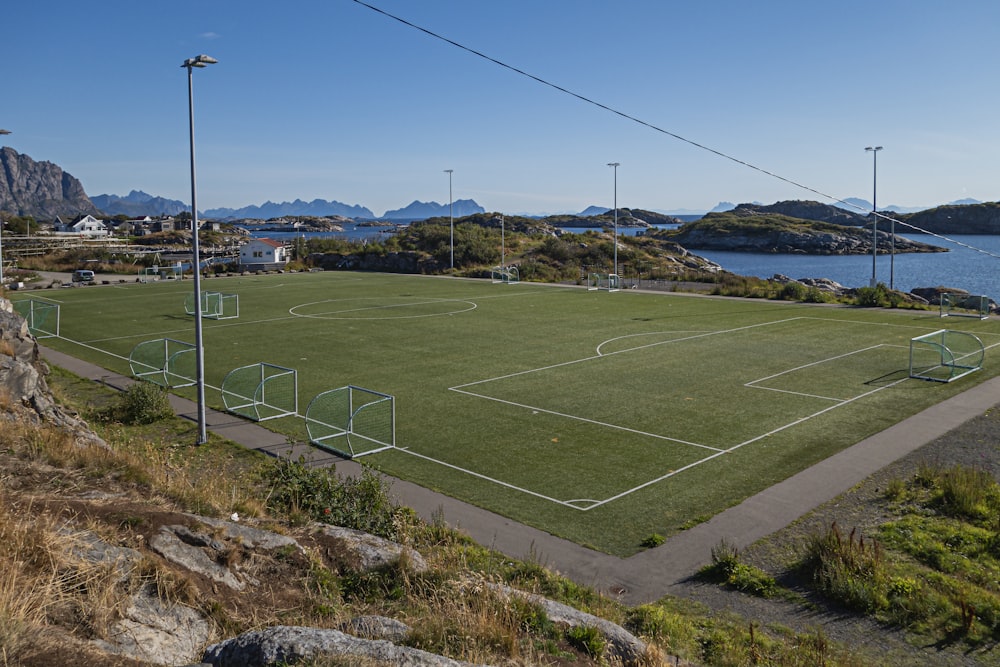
[72,269,95,283]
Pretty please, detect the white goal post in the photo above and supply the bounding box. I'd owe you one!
[129,338,196,388]
[221,362,298,421]
[305,385,396,459]
[491,265,519,284]
[587,272,620,292]
[138,264,183,283]
[184,291,239,320]
[939,292,990,320]
[13,299,60,338]
[909,329,984,383]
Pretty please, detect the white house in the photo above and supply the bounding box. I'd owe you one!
[239,238,289,271]
[55,214,109,237]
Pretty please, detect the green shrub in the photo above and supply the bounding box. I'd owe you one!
[102,381,173,425]
[565,625,605,658]
[699,540,779,598]
[265,458,400,539]
[640,533,665,548]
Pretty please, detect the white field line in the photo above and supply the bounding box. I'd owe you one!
[449,386,722,451]
[289,298,477,319]
[743,344,890,402]
[396,446,590,510]
[444,317,951,511]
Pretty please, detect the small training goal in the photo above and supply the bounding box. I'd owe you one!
[221,363,298,421]
[587,272,620,292]
[138,264,183,283]
[491,265,519,284]
[184,291,239,320]
[305,385,396,459]
[129,338,196,388]
[939,292,990,320]
[909,329,985,383]
[13,299,60,338]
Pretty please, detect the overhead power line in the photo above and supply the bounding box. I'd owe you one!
[351,0,1000,260]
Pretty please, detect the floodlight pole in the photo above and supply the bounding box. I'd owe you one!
[500,214,505,267]
[0,130,8,287]
[183,54,217,445]
[444,169,454,269]
[864,146,882,288]
[608,162,620,279]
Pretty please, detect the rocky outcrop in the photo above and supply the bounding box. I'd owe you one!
[732,201,869,226]
[0,300,106,447]
[899,201,1000,234]
[0,147,101,219]
[202,625,483,667]
[662,215,946,255]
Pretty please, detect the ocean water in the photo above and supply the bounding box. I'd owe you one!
[695,234,1000,298]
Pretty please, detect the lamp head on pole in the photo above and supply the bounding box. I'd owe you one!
[864,146,883,153]
[182,54,219,69]
[0,130,11,136]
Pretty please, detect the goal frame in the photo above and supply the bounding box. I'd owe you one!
[491,265,519,284]
[138,264,183,283]
[939,292,990,320]
[305,385,396,459]
[185,291,239,320]
[221,362,298,421]
[587,272,620,292]
[128,338,196,388]
[909,329,985,383]
[13,299,60,338]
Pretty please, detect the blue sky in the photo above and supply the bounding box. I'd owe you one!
[5,1,1000,216]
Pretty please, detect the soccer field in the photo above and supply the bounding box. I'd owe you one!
[16,271,1000,555]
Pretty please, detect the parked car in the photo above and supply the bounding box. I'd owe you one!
[72,269,95,283]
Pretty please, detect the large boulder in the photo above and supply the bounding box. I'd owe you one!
[202,625,485,667]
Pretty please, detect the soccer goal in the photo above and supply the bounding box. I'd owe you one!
[129,338,196,388]
[491,265,519,284]
[184,291,239,320]
[221,363,298,421]
[305,385,396,459]
[138,264,183,283]
[587,272,620,292]
[940,292,990,320]
[13,299,60,338]
[909,329,985,383]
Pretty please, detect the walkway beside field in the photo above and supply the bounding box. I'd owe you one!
[39,344,1000,606]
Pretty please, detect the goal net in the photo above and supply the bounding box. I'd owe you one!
[221,363,298,421]
[184,291,239,320]
[138,264,183,283]
[940,292,990,320]
[909,329,985,383]
[13,299,60,338]
[129,338,196,388]
[491,265,519,284]
[305,385,395,459]
[587,272,620,292]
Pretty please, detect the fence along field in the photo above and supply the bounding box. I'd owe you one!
[18,271,1000,556]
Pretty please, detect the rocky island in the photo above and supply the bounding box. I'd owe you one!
[655,209,947,255]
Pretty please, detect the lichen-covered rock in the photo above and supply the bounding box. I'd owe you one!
[313,523,428,574]
[202,625,486,667]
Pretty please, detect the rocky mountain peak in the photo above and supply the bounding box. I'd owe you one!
[0,147,101,218]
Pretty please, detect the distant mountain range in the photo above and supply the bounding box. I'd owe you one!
[381,199,485,219]
[91,190,190,217]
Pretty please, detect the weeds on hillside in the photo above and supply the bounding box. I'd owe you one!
[797,463,1000,647]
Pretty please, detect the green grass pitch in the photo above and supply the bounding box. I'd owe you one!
[17,272,1000,556]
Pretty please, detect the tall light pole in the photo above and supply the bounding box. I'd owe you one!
[864,146,882,288]
[0,130,10,287]
[444,169,454,269]
[607,162,620,281]
[183,54,217,445]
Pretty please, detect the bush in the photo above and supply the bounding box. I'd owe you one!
[565,625,605,658]
[265,458,400,540]
[102,382,173,425]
